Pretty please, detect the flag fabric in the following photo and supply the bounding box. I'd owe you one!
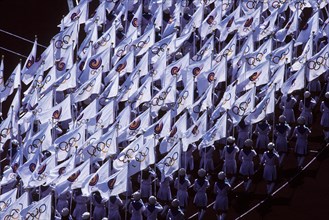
[0,192,29,220]
[129,76,152,109]
[127,4,142,36]
[268,41,293,71]
[157,141,181,178]
[235,7,261,39]
[163,53,190,88]
[20,195,52,220]
[56,64,78,92]
[228,86,256,126]
[296,10,319,45]
[275,10,298,42]
[0,188,17,213]
[199,112,227,149]
[291,34,313,71]
[150,33,176,64]
[131,26,155,57]
[244,86,275,124]
[0,62,21,103]
[81,160,110,196]
[45,154,76,185]
[218,5,241,42]
[254,10,278,41]
[93,24,116,54]
[244,38,272,68]
[79,23,98,58]
[181,112,207,151]
[192,36,214,62]
[112,30,137,65]
[54,125,85,162]
[212,80,237,119]
[306,44,329,82]
[36,94,72,124]
[200,4,222,40]
[114,135,144,170]
[21,39,38,84]
[61,0,90,27]
[281,65,306,95]
[159,112,187,154]
[93,164,128,200]
[144,111,172,139]
[214,34,237,62]
[17,150,40,187]
[74,70,103,103]
[181,5,204,35]
[28,155,56,188]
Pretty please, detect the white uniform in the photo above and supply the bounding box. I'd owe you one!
[275,122,291,153]
[166,207,185,220]
[174,176,191,207]
[139,172,156,199]
[72,194,89,220]
[181,144,196,171]
[157,176,172,201]
[239,149,257,176]
[199,146,214,171]
[293,125,311,155]
[56,193,69,214]
[261,151,279,181]
[255,122,271,151]
[92,195,106,220]
[222,144,239,174]
[280,95,297,124]
[129,200,145,220]
[237,124,251,148]
[143,203,163,220]
[320,101,329,128]
[107,196,123,220]
[193,178,210,207]
[299,98,316,126]
[213,181,231,211]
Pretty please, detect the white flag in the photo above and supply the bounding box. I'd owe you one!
[281,65,306,95]
[306,44,329,81]
[20,195,52,220]
[144,111,172,139]
[0,188,17,213]
[296,10,319,45]
[0,192,28,220]
[157,141,181,178]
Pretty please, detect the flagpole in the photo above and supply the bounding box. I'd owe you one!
[153,135,157,195]
[272,83,277,142]
[9,106,14,165]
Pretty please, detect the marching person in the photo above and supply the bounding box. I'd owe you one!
[199,145,215,172]
[298,91,316,127]
[221,136,239,185]
[292,116,311,170]
[254,119,271,160]
[92,191,106,220]
[129,191,146,220]
[138,168,156,200]
[166,199,185,220]
[72,188,89,220]
[181,143,197,171]
[260,143,280,195]
[193,168,210,220]
[174,168,191,210]
[213,172,231,220]
[143,196,163,220]
[236,120,251,149]
[280,94,297,124]
[275,115,291,167]
[157,174,173,216]
[107,195,123,220]
[239,139,257,192]
[320,92,329,142]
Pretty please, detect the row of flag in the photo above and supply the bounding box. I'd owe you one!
[0,0,329,217]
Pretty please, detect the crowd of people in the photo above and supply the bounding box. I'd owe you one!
[1,0,329,219]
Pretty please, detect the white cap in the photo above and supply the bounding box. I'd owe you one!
[227,136,235,144]
[178,168,186,176]
[198,168,206,177]
[218,171,225,180]
[148,196,157,205]
[133,191,141,200]
[244,139,253,147]
[175,52,183,59]
[304,91,311,98]
[325,92,329,99]
[61,208,69,216]
[297,116,306,125]
[81,212,90,220]
[171,199,179,207]
[279,115,286,123]
[267,142,275,150]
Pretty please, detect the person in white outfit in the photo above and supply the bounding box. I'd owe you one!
[157,174,172,216]
[280,94,297,124]
[260,143,280,195]
[236,120,251,149]
[174,168,191,210]
[298,91,316,127]
[129,191,145,220]
[239,139,257,192]
[213,172,231,220]
[72,188,89,220]
[143,196,163,220]
[199,145,215,172]
[193,168,210,220]
[255,120,271,160]
[107,195,123,220]
[275,115,291,167]
[181,143,196,171]
[166,199,184,220]
[221,136,239,185]
[92,191,106,220]
[320,92,329,142]
[292,116,311,170]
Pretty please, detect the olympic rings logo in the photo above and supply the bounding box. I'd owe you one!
[134,147,149,163]
[116,39,132,58]
[1,78,14,92]
[78,78,96,95]
[271,48,290,64]
[87,138,112,157]
[232,98,252,116]
[60,72,71,85]
[3,203,24,220]
[0,199,12,212]
[55,35,71,49]
[246,49,268,66]
[222,93,232,105]
[27,135,46,154]
[272,0,286,8]
[131,36,150,50]
[94,34,112,50]
[151,86,172,106]
[151,43,168,56]
[117,144,140,163]
[215,44,235,63]
[307,52,329,70]
[245,0,258,9]
[162,152,179,167]
[177,91,189,106]
[58,133,82,152]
